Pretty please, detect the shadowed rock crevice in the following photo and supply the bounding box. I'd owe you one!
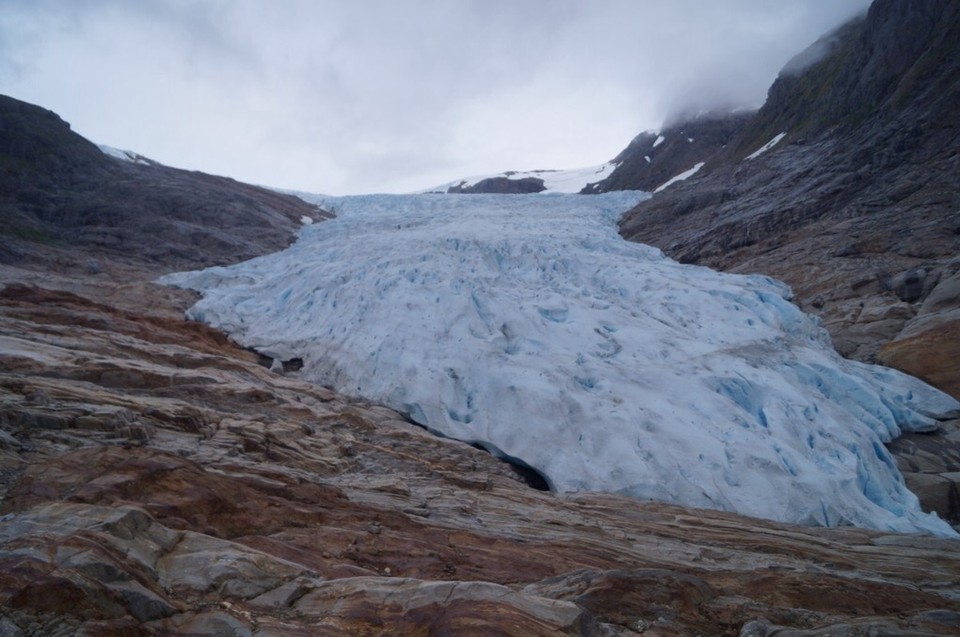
[468,441,553,492]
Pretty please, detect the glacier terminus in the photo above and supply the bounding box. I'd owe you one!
[161,191,960,536]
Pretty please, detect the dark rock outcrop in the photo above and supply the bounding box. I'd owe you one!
[447,174,546,194]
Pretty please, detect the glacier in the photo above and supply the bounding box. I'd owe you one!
[160,191,960,536]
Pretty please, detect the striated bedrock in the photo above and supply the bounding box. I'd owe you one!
[1,273,960,635]
[613,0,960,397]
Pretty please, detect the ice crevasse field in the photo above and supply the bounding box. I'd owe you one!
[161,191,960,536]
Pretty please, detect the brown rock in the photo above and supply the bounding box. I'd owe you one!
[879,319,960,398]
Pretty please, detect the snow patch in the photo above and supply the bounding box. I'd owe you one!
[653,162,705,193]
[161,192,959,537]
[653,135,665,148]
[746,133,787,160]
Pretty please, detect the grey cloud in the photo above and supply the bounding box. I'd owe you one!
[0,0,872,194]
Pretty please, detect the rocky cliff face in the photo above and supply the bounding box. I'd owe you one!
[614,0,960,401]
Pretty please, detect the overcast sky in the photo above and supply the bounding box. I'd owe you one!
[1,0,871,195]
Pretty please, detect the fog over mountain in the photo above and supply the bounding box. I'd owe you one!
[0,0,869,194]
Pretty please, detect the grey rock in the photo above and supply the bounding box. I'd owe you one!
[109,580,177,622]
[149,611,254,637]
[0,616,24,637]
[920,270,960,316]
[889,268,930,303]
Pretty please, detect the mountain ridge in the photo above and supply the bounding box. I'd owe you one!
[0,93,328,272]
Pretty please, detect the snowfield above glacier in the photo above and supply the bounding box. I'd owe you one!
[161,192,960,536]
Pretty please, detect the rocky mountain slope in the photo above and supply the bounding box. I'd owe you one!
[611,0,960,403]
[0,94,329,273]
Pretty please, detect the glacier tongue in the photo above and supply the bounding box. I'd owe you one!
[160,192,960,536]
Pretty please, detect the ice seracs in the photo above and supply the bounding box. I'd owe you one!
[161,191,960,536]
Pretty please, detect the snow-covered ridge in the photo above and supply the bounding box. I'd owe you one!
[98,144,160,166]
[161,192,960,536]
[426,162,619,194]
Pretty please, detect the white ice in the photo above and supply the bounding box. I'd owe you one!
[746,132,787,160]
[653,162,705,193]
[161,191,959,536]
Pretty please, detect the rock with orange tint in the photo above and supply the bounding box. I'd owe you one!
[879,319,960,400]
